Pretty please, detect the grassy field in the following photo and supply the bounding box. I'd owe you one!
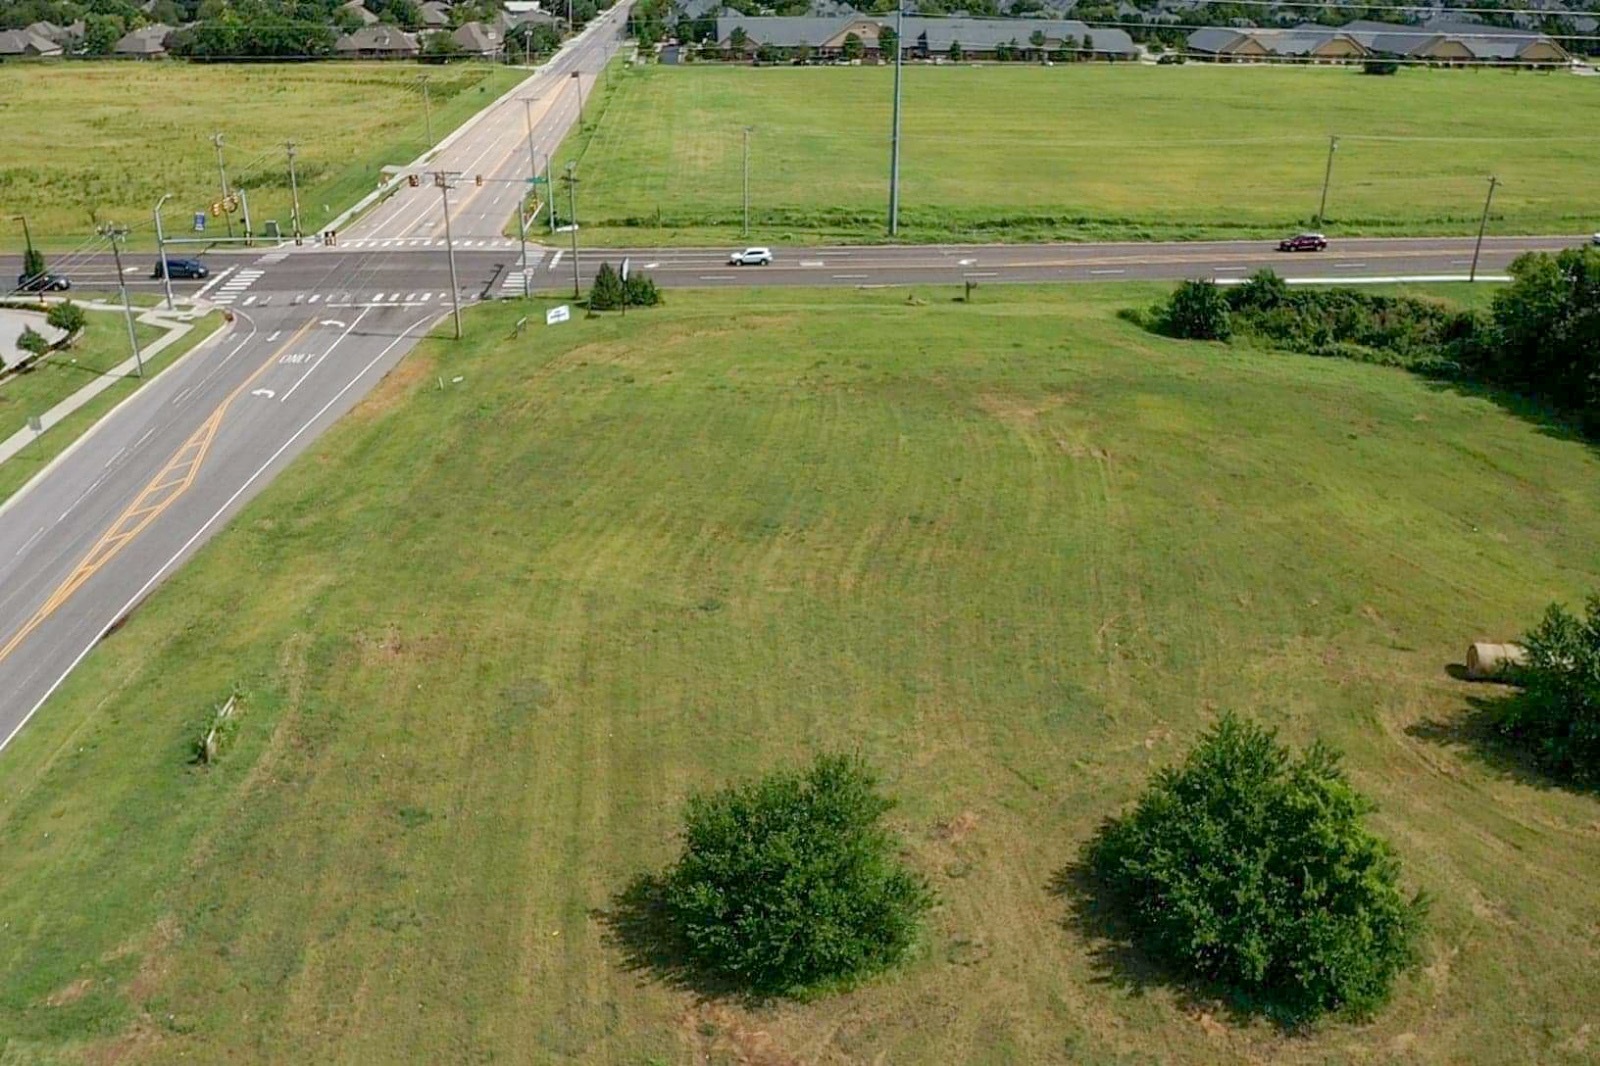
[0,62,525,249]
[554,63,1600,245]
[0,309,224,507]
[1,285,1599,1063]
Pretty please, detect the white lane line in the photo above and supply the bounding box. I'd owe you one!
[267,330,281,342]
[309,294,321,303]
[280,307,371,405]
[104,447,125,469]
[644,261,659,268]
[965,271,998,278]
[0,313,437,758]
[15,526,45,556]
[242,295,257,306]
[421,292,433,302]
[832,273,868,279]
[699,274,737,281]
[373,293,386,302]
[1333,261,1369,270]
[800,260,824,268]
[549,249,564,271]
[1089,269,1126,275]
[191,267,235,300]
[134,427,155,448]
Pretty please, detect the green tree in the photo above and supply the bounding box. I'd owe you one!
[878,24,896,59]
[588,261,627,310]
[82,12,123,54]
[727,25,748,57]
[16,326,51,360]
[624,272,661,308]
[842,31,863,60]
[1163,279,1232,341]
[46,300,87,344]
[664,754,932,997]
[1029,28,1046,56]
[947,38,962,61]
[21,245,46,281]
[1082,33,1095,58]
[1492,594,1600,782]
[1482,248,1600,432]
[1087,714,1427,1024]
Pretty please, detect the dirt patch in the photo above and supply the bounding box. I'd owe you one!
[680,1003,802,1066]
[126,915,181,1004]
[45,977,92,1007]
[934,810,981,845]
[83,1020,162,1066]
[351,349,435,421]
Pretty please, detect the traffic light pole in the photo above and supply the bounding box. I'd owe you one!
[286,141,303,245]
[153,194,175,311]
[211,132,234,240]
[564,162,580,300]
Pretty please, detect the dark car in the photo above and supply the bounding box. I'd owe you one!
[1278,232,1328,252]
[16,272,71,293]
[152,257,208,280]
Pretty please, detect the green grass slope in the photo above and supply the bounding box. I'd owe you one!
[0,286,1597,1063]
[555,64,1600,245]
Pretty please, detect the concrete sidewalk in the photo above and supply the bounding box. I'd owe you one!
[0,301,214,468]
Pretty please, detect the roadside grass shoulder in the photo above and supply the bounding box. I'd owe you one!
[0,285,1596,1063]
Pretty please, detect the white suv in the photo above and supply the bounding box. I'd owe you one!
[729,247,773,266]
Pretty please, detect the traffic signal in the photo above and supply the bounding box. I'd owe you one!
[210,201,223,217]
[475,174,484,187]
[323,230,337,247]
[407,173,420,188]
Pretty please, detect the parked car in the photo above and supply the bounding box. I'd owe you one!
[15,272,70,293]
[152,257,208,280]
[1278,232,1328,252]
[729,247,774,266]
[1591,232,1600,246]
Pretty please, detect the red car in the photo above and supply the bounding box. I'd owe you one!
[1278,232,1328,252]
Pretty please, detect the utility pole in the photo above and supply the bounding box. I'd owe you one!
[435,171,464,340]
[285,141,303,245]
[1470,176,1500,283]
[238,186,253,247]
[742,126,753,237]
[563,162,581,299]
[888,0,904,236]
[211,132,234,239]
[521,98,542,299]
[97,224,144,379]
[1315,134,1338,226]
[418,75,434,147]
[14,214,33,262]
[153,194,175,311]
[571,70,584,128]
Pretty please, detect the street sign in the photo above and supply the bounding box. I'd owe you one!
[193,212,206,232]
[527,175,549,184]
[621,257,630,282]
[546,305,571,325]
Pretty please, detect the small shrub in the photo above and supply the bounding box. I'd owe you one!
[1492,594,1600,782]
[624,272,662,307]
[1086,714,1426,1024]
[664,753,932,997]
[15,326,51,359]
[46,300,87,342]
[588,261,627,310]
[1162,280,1231,341]
[1362,60,1400,75]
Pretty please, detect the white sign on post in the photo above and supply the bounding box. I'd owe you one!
[546,304,571,325]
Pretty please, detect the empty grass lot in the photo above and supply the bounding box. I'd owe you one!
[1,286,1598,1063]
[0,63,525,249]
[555,63,1600,245]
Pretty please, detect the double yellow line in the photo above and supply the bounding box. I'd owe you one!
[0,319,318,667]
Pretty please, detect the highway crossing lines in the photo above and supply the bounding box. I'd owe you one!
[496,248,547,297]
[333,237,523,251]
[211,268,264,306]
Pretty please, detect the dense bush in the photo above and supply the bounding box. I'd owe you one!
[46,300,86,342]
[1162,279,1231,340]
[1492,594,1600,783]
[15,326,50,360]
[1087,714,1426,1024]
[588,262,661,310]
[664,754,932,997]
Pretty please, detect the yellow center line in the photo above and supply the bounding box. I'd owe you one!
[0,318,320,667]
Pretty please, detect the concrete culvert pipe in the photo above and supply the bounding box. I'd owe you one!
[1466,642,1528,681]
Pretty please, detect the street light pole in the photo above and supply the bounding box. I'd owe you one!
[1316,134,1338,225]
[888,0,904,236]
[742,126,752,237]
[98,224,144,379]
[564,162,581,300]
[435,172,464,340]
[285,141,303,245]
[211,132,234,239]
[545,151,557,234]
[1470,175,1500,283]
[153,194,175,311]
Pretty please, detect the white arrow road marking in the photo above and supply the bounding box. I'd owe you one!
[644,261,659,268]
[958,258,977,266]
[319,320,346,328]
[251,388,276,398]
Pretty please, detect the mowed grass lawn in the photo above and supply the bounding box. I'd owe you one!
[2,286,1599,1063]
[0,62,524,248]
[558,63,1600,244]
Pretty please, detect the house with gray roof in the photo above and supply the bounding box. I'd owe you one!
[715,14,1134,60]
[419,1,453,29]
[113,24,174,58]
[341,1,380,26]
[452,20,504,56]
[335,24,420,57]
[0,28,63,58]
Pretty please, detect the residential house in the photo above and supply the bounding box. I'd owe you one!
[452,20,504,56]
[335,25,421,57]
[1188,25,1368,62]
[1184,26,1271,61]
[714,15,1135,61]
[419,1,454,29]
[1342,19,1570,65]
[716,15,886,59]
[341,1,381,26]
[113,24,174,58]
[0,28,63,57]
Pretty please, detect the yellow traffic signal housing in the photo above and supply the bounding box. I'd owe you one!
[475,174,484,187]
[407,173,420,188]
